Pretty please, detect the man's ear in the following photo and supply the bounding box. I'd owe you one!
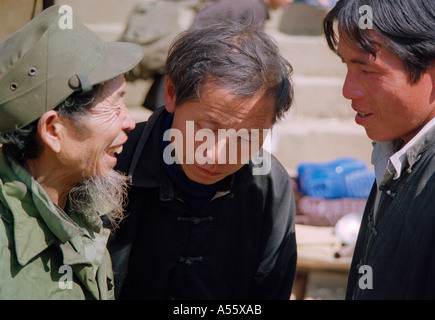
[37,110,63,153]
[429,60,435,84]
[164,76,176,113]
[428,60,435,104]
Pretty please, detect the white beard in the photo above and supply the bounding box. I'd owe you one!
[68,169,130,231]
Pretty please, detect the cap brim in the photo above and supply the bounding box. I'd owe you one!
[88,41,144,85]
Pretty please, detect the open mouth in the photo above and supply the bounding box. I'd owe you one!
[354,111,373,126]
[106,145,123,157]
[357,112,371,118]
[352,104,372,118]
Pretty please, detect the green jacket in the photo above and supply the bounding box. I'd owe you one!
[0,151,114,299]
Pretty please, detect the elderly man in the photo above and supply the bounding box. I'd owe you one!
[324,0,435,299]
[0,6,143,299]
[109,21,297,300]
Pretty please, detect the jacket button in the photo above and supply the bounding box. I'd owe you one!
[28,67,37,76]
[9,82,18,91]
[192,217,200,224]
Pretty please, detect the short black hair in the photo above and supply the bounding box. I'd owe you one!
[165,20,294,123]
[323,0,435,83]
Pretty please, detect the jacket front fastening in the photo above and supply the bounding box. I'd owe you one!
[109,107,297,300]
[346,125,435,299]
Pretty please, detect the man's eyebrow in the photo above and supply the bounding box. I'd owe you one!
[337,51,371,65]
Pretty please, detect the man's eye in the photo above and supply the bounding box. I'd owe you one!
[197,122,217,132]
[360,67,375,74]
[239,137,251,143]
[237,133,251,142]
[114,105,122,115]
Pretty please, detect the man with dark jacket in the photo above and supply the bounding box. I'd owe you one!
[324,0,435,299]
[109,20,297,300]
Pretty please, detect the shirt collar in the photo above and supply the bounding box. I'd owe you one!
[0,151,108,267]
[128,107,167,188]
[372,117,435,186]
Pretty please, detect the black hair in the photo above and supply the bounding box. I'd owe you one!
[165,19,294,122]
[324,0,435,83]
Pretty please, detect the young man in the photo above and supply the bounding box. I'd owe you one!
[109,21,297,300]
[324,0,435,299]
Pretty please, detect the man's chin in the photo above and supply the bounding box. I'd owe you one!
[184,168,226,185]
[84,166,115,180]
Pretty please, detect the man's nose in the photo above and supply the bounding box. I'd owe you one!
[342,71,364,100]
[203,137,226,164]
[122,105,136,131]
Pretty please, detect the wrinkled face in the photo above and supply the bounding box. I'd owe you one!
[338,32,435,144]
[59,76,135,180]
[167,82,275,185]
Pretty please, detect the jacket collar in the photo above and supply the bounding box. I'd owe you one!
[0,151,107,268]
[372,117,435,185]
[128,107,167,188]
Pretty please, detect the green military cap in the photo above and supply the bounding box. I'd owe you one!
[0,5,144,133]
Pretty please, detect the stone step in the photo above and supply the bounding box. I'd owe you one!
[60,1,345,79]
[276,2,329,36]
[58,0,143,25]
[125,76,352,121]
[269,117,373,176]
[56,1,345,81]
[292,76,352,119]
[84,26,346,79]
[272,32,346,78]
[267,4,346,78]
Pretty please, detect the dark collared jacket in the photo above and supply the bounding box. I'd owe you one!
[108,107,297,300]
[346,126,435,299]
